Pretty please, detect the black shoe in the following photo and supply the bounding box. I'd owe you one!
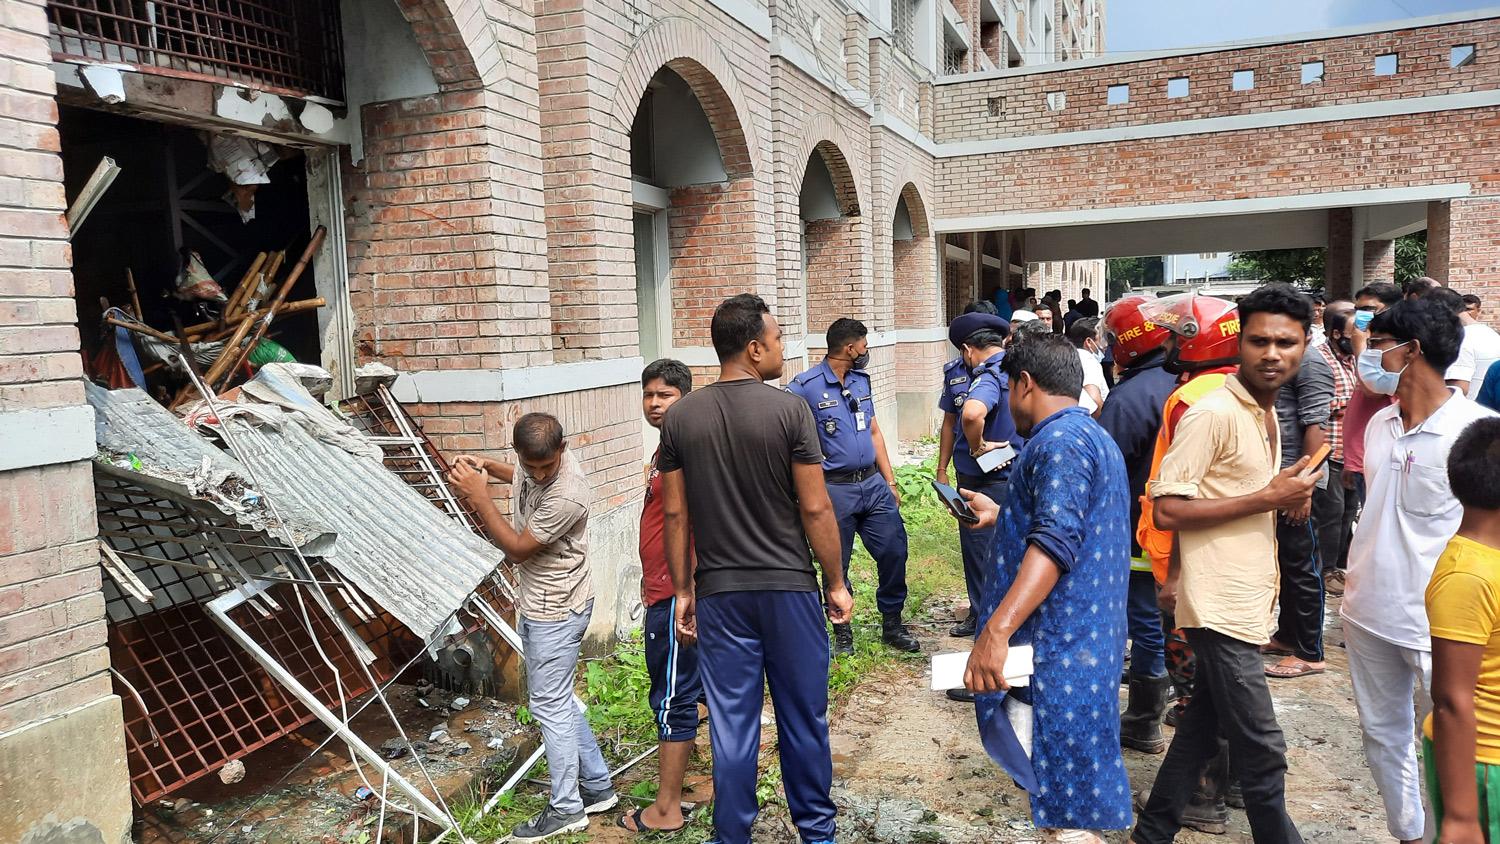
[832,623,854,656]
[945,687,975,702]
[1120,675,1171,754]
[881,612,920,653]
[580,785,618,814]
[510,805,588,841]
[949,613,977,638]
[1226,779,1244,810]
[1181,797,1229,835]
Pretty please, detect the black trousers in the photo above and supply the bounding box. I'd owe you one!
[1311,459,1361,572]
[1133,628,1303,844]
[1273,515,1324,662]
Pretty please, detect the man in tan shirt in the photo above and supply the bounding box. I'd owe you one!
[449,413,615,841]
[1133,284,1320,844]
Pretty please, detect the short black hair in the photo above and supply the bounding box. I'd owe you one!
[1449,418,1500,510]
[711,294,771,361]
[1010,320,1051,343]
[1238,282,1313,334]
[1066,316,1100,348]
[1463,293,1482,309]
[1311,292,1326,305]
[1066,299,1078,309]
[826,318,867,351]
[1423,286,1467,316]
[1368,297,1463,371]
[1324,300,1355,335]
[513,412,564,461]
[1000,334,1084,398]
[1081,288,1091,296]
[1405,276,1440,298]
[963,329,1008,349]
[642,358,692,395]
[963,299,999,315]
[1355,282,1402,307]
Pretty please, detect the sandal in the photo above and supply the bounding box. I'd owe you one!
[1265,658,1325,679]
[617,806,686,835]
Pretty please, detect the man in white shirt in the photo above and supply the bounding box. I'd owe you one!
[1341,297,1498,843]
[1066,317,1109,417]
[1427,286,1500,399]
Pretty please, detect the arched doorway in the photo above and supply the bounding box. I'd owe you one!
[799,141,862,348]
[891,182,936,330]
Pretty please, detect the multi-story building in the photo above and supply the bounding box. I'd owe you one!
[4,1,1499,837]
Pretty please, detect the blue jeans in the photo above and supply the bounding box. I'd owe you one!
[956,473,1008,624]
[826,474,909,614]
[520,601,612,814]
[1127,570,1167,679]
[697,590,836,844]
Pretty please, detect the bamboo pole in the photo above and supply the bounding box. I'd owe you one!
[105,315,177,344]
[189,297,326,342]
[125,269,143,320]
[211,226,325,390]
[219,252,268,326]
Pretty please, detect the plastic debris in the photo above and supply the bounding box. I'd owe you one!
[428,728,449,743]
[354,785,376,801]
[450,696,470,711]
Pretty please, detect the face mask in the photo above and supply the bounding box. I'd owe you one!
[1091,346,1105,363]
[1335,336,1354,357]
[1357,342,1409,396]
[850,351,870,370]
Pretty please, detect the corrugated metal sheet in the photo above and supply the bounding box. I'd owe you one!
[88,382,506,639]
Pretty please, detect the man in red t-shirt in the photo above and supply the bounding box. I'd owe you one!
[621,358,704,834]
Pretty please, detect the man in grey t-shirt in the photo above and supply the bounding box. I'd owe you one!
[658,293,851,844]
[449,414,616,841]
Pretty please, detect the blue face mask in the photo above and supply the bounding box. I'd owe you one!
[1357,342,1409,396]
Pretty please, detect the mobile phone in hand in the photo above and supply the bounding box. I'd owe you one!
[931,480,979,524]
[1299,443,1332,479]
[976,442,1017,473]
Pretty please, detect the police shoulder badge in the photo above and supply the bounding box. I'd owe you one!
[823,418,838,435]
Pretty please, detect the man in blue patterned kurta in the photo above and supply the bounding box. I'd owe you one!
[961,334,1133,840]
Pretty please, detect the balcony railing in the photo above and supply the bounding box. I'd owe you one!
[48,0,345,101]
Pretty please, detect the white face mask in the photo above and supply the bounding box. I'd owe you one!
[1357,342,1409,396]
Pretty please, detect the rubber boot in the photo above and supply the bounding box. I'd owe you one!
[1181,740,1230,835]
[832,623,854,656]
[1120,674,1171,754]
[882,612,920,652]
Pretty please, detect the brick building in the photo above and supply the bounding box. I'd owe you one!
[3,1,1499,837]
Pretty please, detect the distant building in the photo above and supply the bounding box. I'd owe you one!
[1164,253,1234,285]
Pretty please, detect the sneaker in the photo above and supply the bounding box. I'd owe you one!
[510,805,588,842]
[580,785,618,814]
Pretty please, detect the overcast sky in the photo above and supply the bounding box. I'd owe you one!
[1107,0,1499,52]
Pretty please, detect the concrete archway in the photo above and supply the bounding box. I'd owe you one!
[892,182,937,330]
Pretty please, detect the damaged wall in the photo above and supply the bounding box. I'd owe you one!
[0,5,132,844]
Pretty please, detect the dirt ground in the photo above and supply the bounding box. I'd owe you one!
[741,594,1390,844]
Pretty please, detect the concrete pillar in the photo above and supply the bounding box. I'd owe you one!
[1324,207,1354,298]
[1362,240,1395,285]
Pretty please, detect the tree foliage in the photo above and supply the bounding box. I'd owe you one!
[1394,231,1427,284]
[1106,256,1163,299]
[1227,248,1325,286]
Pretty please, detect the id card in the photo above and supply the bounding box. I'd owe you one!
[855,411,867,431]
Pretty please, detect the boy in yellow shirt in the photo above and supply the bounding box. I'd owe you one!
[1427,416,1500,843]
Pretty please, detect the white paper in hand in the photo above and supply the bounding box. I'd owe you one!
[929,646,1033,691]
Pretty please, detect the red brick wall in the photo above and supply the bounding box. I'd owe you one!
[936,108,1500,218]
[0,0,111,734]
[667,178,764,346]
[935,17,1500,143]
[1433,198,1500,318]
[804,216,866,334]
[1362,239,1395,286]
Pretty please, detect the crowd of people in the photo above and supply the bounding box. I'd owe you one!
[445,277,1500,844]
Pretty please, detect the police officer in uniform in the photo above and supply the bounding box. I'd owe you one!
[788,318,921,656]
[935,309,1024,701]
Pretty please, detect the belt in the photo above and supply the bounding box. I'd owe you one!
[826,465,878,484]
[957,470,1007,487]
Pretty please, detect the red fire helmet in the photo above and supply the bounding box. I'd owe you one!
[1138,292,1241,372]
[1102,295,1171,366]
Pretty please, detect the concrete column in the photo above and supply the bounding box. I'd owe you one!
[1324,208,1354,298]
[1362,240,1395,285]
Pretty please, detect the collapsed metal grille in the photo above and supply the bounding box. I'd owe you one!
[339,385,518,612]
[47,0,346,100]
[98,469,414,803]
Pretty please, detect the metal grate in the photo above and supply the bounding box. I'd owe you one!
[891,0,918,58]
[47,0,345,100]
[943,39,968,75]
[97,468,415,804]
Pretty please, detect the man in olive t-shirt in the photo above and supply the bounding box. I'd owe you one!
[658,294,852,844]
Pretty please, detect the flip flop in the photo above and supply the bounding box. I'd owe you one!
[1265,659,1326,679]
[616,806,686,835]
